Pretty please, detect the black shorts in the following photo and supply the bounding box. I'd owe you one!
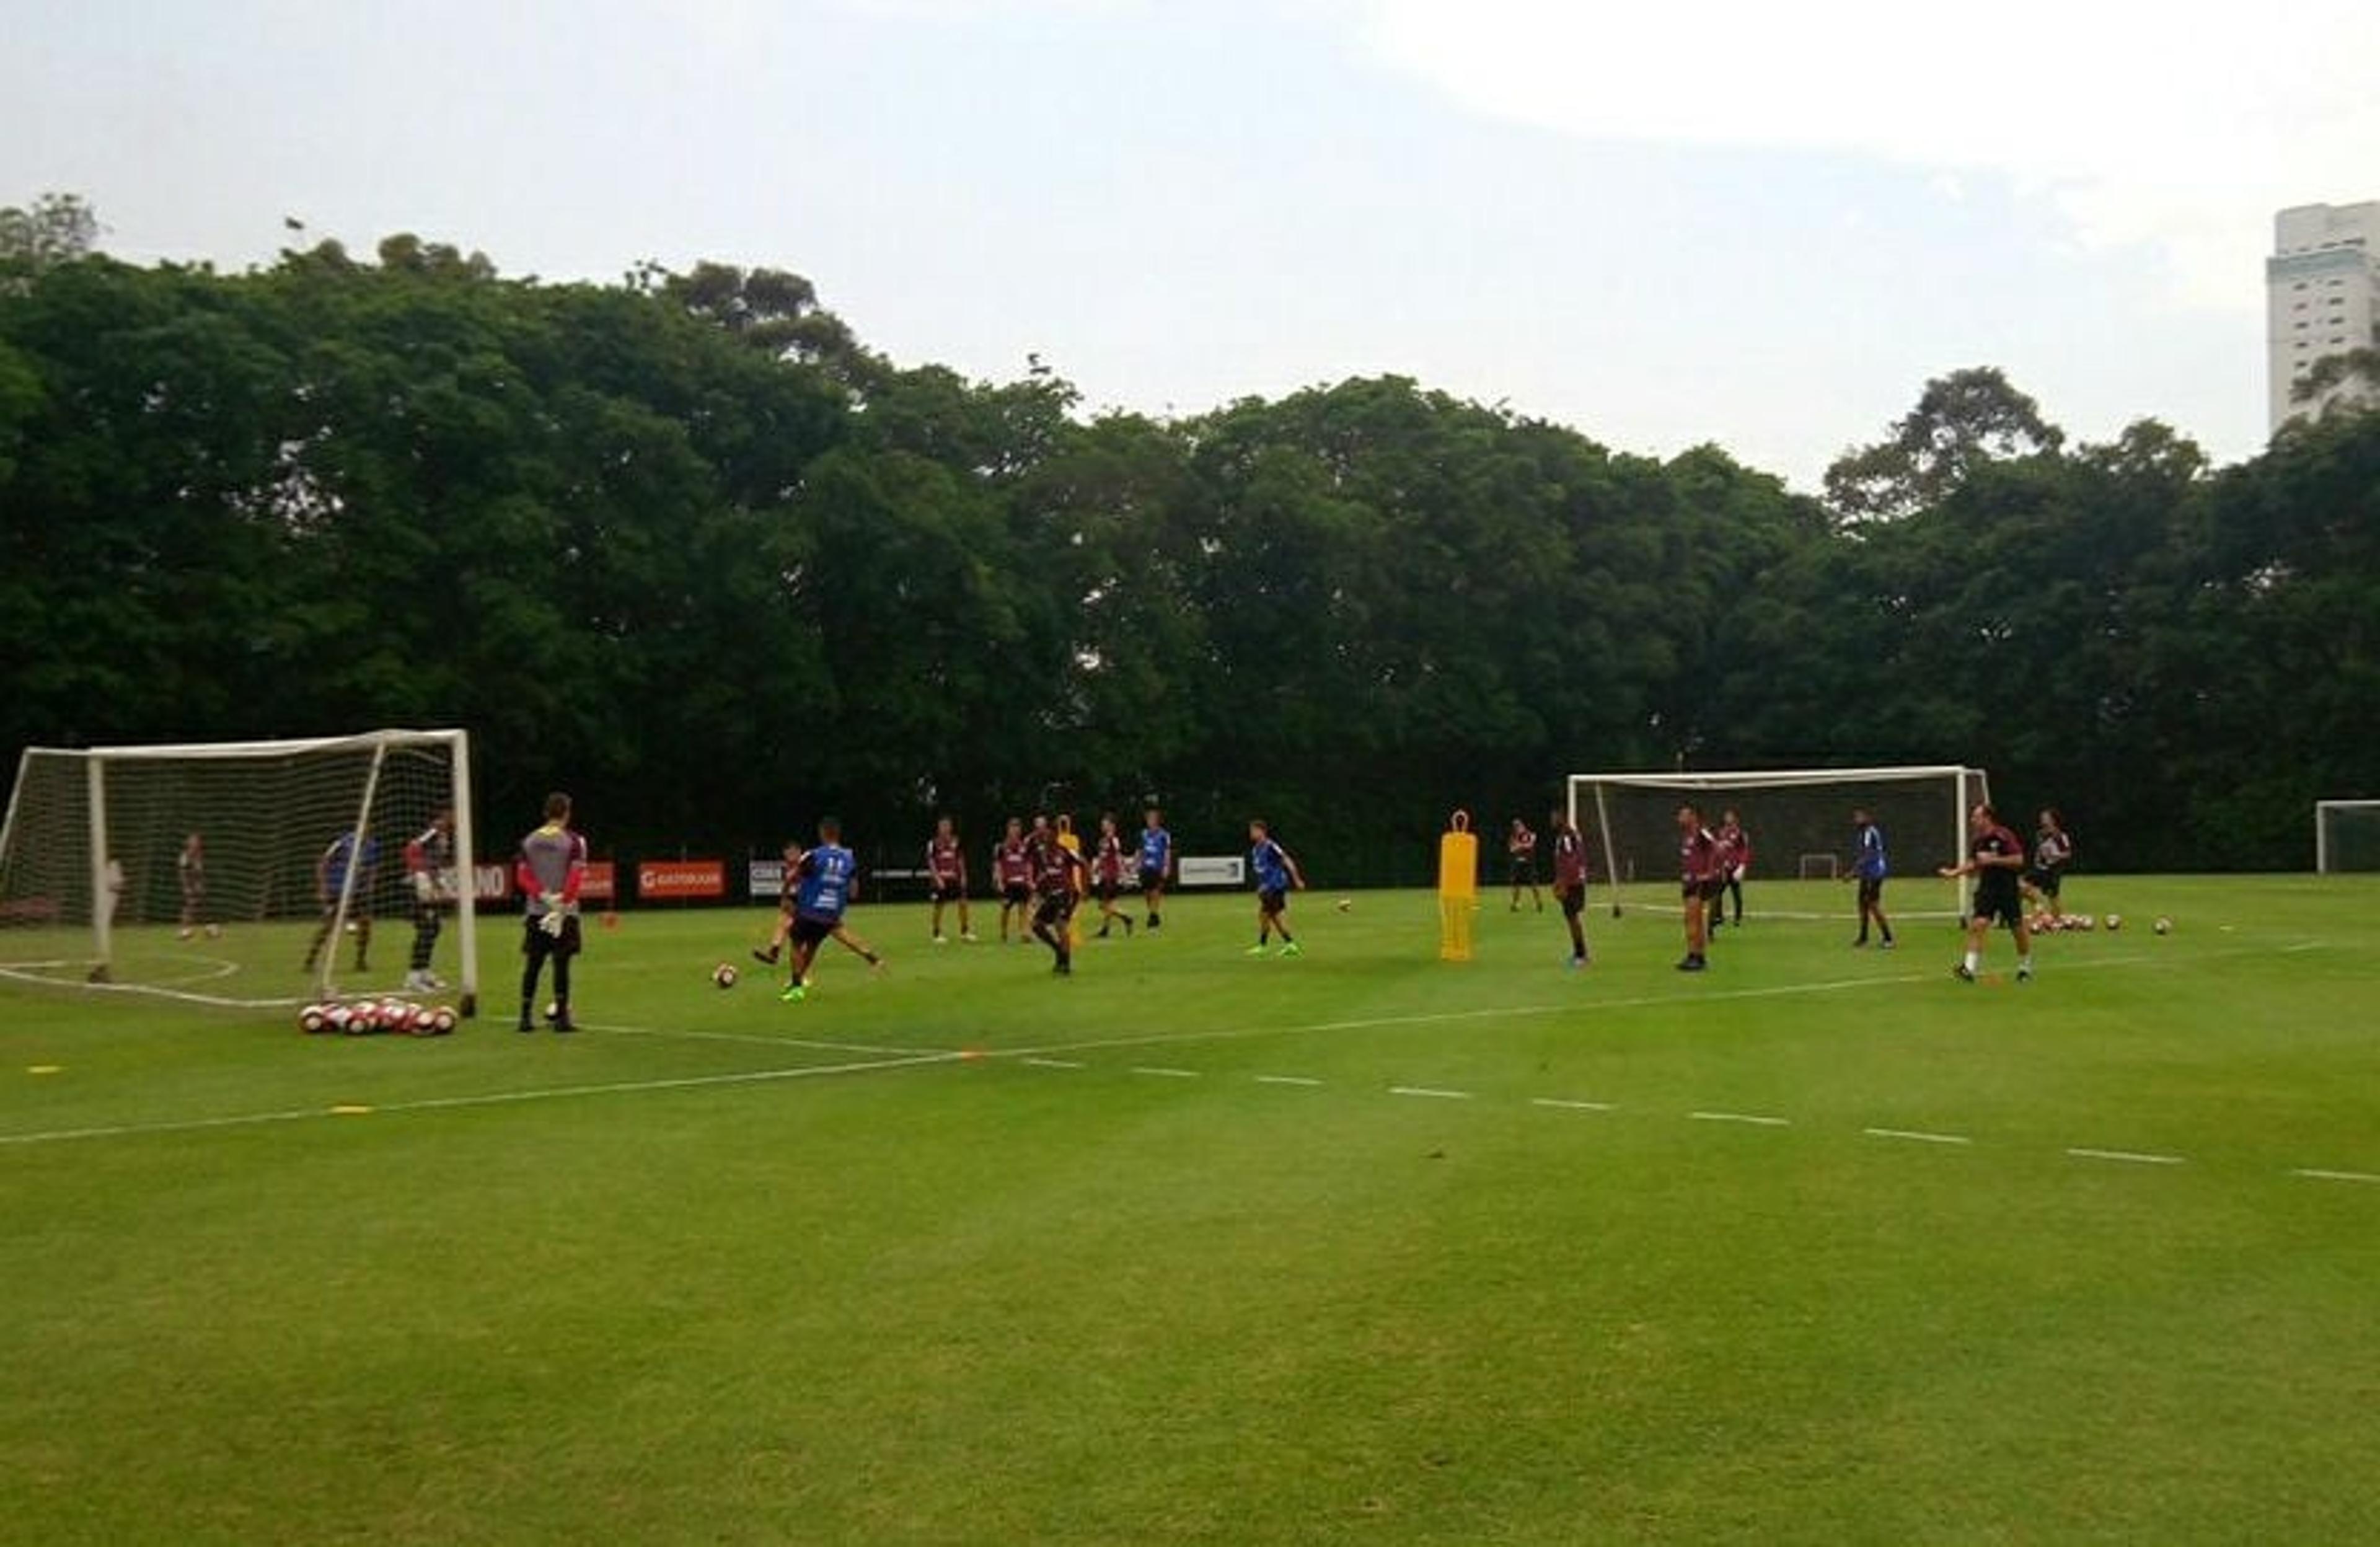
[1096,877,1120,904]
[1556,883,1585,919]
[791,912,838,947]
[2024,868,2063,897]
[1510,858,1536,884]
[1137,866,1165,893]
[1032,891,1076,928]
[1972,885,2024,930]
[1857,875,1885,906]
[1681,878,1722,904]
[1002,882,1030,906]
[1258,886,1288,915]
[521,914,583,959]
[931,878,966,904]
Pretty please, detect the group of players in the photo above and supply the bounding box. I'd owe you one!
[1653,799,2076,981]
[360,790,2084,1033]
[741,806,1311,1002]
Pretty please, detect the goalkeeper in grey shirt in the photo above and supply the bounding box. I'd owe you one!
[514,791,588,1033]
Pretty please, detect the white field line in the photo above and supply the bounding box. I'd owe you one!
[597,1023,923,1056]
[2067,1147,2187,1166]
[1864,1127,1972,1145]
[1531,1098,1614,1111]
[1690,1111,1791,1127]
[1254,1075,1324,1086]
[2291,1168,2380,1184]
[0,1050,961,1147]
[1021,1057,1084,1070]
[1390,1086,1473,1100]
[1130,1067,1201,1079]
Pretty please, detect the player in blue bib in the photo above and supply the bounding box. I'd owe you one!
[1137,808,1173,930]
[777,817,883,1003]
[1246,819,1307,958]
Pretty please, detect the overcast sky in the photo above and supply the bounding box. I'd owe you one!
[4,0,2374,491]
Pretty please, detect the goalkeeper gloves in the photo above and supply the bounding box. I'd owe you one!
[539,909,566,938]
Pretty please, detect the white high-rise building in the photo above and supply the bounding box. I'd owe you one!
[2267,201,2380,433]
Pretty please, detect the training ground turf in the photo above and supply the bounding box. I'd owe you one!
[4,876,2377,1545]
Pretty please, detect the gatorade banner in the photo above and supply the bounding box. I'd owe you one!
[636,860,725,901]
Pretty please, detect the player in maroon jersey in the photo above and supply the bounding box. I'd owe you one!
[1026,819,1091,974]
[925,816,977,945]
[1549,808,1591,968]
[1507,818,1543,912]
[1940,800,2034,982]
[1091,812,1137,938]
[1675,803,1721,972]
[993,817,1034,945]
[1709,807,1751,930]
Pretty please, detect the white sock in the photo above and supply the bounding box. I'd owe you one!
[1963,950,1980,972]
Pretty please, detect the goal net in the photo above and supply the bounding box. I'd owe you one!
[2315,800,2380,873]
[0,729,480,1011]
[1565,765,1992,921]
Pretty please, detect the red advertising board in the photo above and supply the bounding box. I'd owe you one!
[580,860,617,902]
[637,859,725,901]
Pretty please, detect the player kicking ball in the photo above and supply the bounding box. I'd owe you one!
[1941,800,2034,984]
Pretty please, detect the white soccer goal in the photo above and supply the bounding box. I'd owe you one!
[0,729,480,1012]
[1564,765,1992,920]
[2315,800,2380,873]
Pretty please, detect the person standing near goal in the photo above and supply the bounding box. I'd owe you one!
[301,828,379,976]
[1675,803,1719,972]
[1942,801,2033,983]
[1549,808,1591,969]
[1711,807,1751,930]
[1246,819,1306,958]
[175,832,215,940]
[1846,806,1896,949]
[515,792,587,1031]
[403,806,456,993]
[1507,818,1543,912]
[1137,806,1173,931]
[925,816,977,945]
[2021,808,2074,925]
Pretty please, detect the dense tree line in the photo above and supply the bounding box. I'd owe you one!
[4,211,2377,878]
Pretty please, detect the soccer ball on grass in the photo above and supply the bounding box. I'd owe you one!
[2103,914,2123,932]
[712,961,739,989]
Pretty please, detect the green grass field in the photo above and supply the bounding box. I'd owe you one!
[4,876,2378,1545]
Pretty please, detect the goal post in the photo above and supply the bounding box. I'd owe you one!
[1564,765,1992,920]
[2315,800,2380,873]
[0,729,480,1013]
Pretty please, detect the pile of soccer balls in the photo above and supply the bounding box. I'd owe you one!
[2027,912,2175,935]
[299,1000,457,1036]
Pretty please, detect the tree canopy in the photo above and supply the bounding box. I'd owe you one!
[4,206,2376,876]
